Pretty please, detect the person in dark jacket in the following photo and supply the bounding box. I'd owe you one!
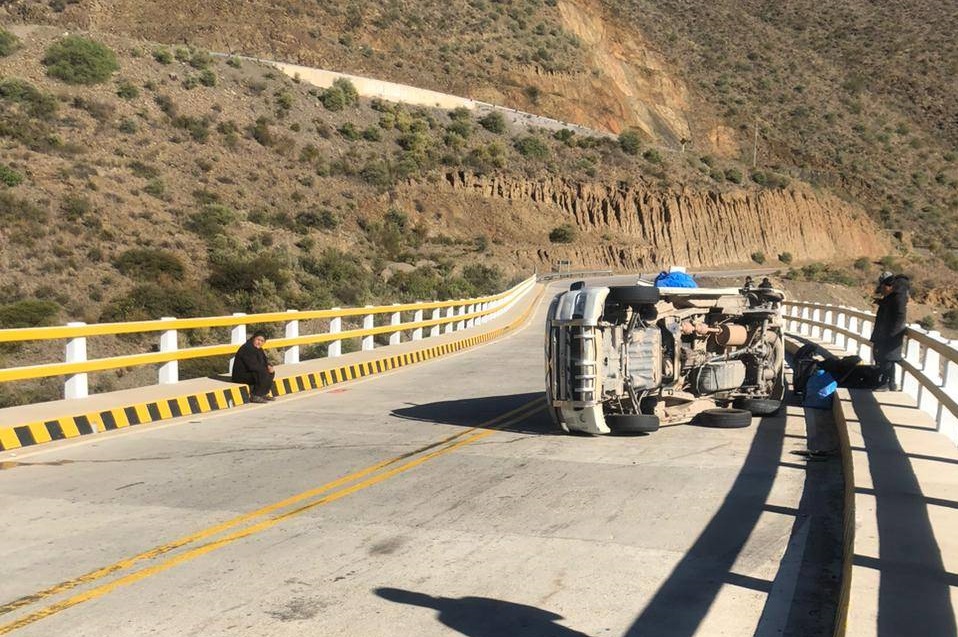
[231,331,275,403]
[870,273,909,391]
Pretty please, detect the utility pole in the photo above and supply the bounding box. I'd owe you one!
[752,122,759,168]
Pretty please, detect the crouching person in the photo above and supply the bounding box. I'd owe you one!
[231,330,276,403]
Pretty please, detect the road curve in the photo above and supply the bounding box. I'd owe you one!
[0,278,837,636]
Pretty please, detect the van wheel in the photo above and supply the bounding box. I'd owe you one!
[606,413,660,434]
[734,398,782,416]
[696,408,752,428]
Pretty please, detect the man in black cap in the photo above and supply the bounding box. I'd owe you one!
[870,272,909,391]
[231,330,276,403]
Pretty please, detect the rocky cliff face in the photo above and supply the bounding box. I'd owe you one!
[434,172,889,271]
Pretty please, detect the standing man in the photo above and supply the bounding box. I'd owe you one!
[870,272,910,391]
[232,330,276,403]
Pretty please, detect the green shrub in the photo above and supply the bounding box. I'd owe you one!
[208,253,288,294]
[853,257,871,270]
[101,283,221,321]
[778,252,793,264]
[942,309,958,330]
[226,57,241,68]
[186,204,236,235]
[153,49,172,64]
[0,164,23,187]
[0,28,21,57]
[362,126,382,142]
[188,50,212,69]
[478,111,506,134]
[172,115,210,142]
[321,78,359,111]
[296,208,339,231]
[61,194,92,220]
[0,299,59,328]
[643,149,662,164]
[143,178,166,199]
[524,85,541,104]
[750,251,766,264]
[198,69,217,87]
[116,79,139,99]
[43,36,119,85]
[114,248,185,281]
[619,130,641,155]
[917,315,936,331]
[360,160,393,190]
[0,78,58,119]
[249,117,274,146]
[725,167,743,184]
[338,122,361,140]
[514,135,550,159]
[549,224,576,243]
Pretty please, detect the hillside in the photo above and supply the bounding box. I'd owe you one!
[5,0,952,264]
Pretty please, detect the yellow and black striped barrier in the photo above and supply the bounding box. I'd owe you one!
[0,289,543,452]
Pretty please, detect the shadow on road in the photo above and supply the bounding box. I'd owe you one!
[374,588,589,637]
[624,410,787,637]
[851,390,957,637]
[391,392,557,434]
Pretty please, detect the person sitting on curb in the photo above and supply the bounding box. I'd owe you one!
[231,330,276,403]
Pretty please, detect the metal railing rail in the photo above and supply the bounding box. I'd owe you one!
[0,276,537,399]
[783,301,958,443]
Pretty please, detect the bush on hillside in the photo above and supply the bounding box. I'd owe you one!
[0,299,59,328]
[478,111,506,134]
[43,36,119,85]
[0,28,20,57]
[943,309,958,330]
[113,248,185,281]
[320,78,359,111]
[100,283,222,321]
[514,135,549,159]
[778,252,793,264]
[208,254,289,294]
[750,251,766,264]
[549,224,576,244]
[0,164,23,187]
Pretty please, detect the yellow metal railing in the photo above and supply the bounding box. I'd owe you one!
[0,276,538,397]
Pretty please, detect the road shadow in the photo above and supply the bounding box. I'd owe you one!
[374,588,589,637]
[624,410,787,637]
[851,390,957,636]
[391,392,557,434]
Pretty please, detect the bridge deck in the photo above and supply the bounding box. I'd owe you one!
[0,280,843,636]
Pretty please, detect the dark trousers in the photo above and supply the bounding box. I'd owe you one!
[234,369,275,396]
[873,344,899,390]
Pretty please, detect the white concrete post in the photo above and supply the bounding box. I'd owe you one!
[941,359,958,443]
[362,307,375,351]
[847,315,859,354]
[64,322,88,399]
[811,308,822,339]
[822,309,834,343]
[918,333,942,419]
[228,313,246,374]
[430,308,441,337]
[835,311,847,350]
[329,310,342,357]
[444,306,455,334]
[457,304,466,331]
[902,336,922,397]
[158,317,178,384]
[463,304,473,329]
[477,302,487,325]
[390,305,402,345]
[859,320,872,360]
[284,310,300,364]
[800,307,811,336]
[412,308,424,341]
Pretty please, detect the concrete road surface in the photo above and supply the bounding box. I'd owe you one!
[0,279,840,636]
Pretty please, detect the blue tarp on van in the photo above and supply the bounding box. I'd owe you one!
[654,272,698,288]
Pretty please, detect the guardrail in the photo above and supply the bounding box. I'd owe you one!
[783,301,958,443]
[0,276,537,400]
[537,270,614,282]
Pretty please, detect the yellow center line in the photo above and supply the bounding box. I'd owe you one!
[0,398,545,633]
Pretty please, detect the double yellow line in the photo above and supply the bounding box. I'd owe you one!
[0,397,546,634]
